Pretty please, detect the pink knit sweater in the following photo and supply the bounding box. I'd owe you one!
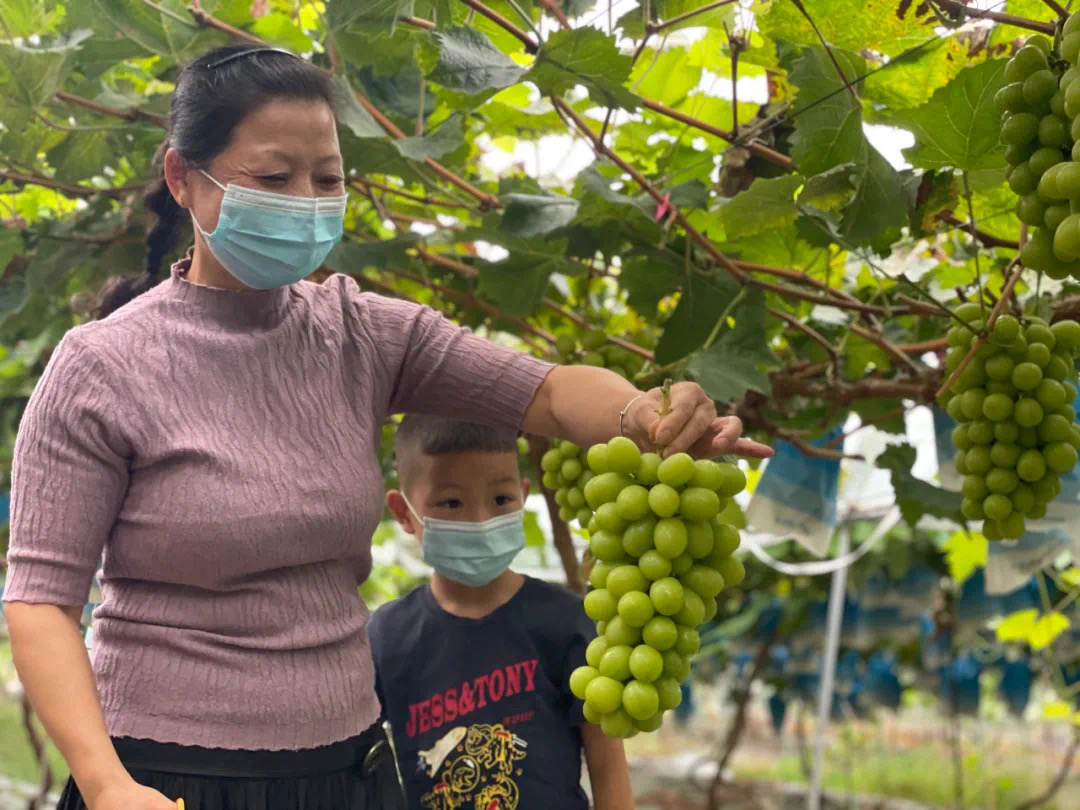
[2,259,552,751]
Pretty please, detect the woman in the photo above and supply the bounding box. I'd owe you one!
[3,45,771,810]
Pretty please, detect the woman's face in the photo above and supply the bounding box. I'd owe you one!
[170,98,346,234]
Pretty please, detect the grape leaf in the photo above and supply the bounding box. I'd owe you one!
[654,271,740,364]
[527,28,638,111]
[944,530,987,584]
[395,114,464,161]
[327,235,422,274]
[894,60,1008,172]
[629,47,701,106]
[0,28,92,108]
[719,175,805,239]
[500,194,580,237]
[759,0,935,57]
[89,0,171,54]
[1031,612,1070,651]
[418,26,526,94]
[789,46,906,245]
[877,443,965,527]
[996,609,1037,643]
[354,66,431,124]
[332,75,388,138]
[476,237,572,317]
[620,256,680,316]
[249,12,312,53]
[683,288,776,402]
[46,132,112,183]
[864,37,969,110]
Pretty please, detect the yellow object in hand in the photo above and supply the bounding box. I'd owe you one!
[177,801,185,810]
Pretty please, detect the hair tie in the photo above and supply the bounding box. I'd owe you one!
[206,47,295,70]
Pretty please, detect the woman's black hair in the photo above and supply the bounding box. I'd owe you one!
[95,44,335,318]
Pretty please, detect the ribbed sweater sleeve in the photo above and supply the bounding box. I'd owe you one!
[341,276,554,426]
[4,331,130,607]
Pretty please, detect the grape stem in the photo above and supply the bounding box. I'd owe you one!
[934,257,1024,400]
[654,379,673,453]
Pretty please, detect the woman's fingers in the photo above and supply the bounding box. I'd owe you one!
[662,403,718,457]
[651,382,710,446]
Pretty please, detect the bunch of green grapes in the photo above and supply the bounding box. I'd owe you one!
[1003,24,1080,277]
[541,439,594,526]
[942,304,1080,540]
[542,326,649,526]
[567,436,747,738]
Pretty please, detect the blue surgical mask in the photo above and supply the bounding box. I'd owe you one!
[191,171,346,290]
[402,496,526,587]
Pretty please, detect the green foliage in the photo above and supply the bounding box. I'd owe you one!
[0,0,1065,561]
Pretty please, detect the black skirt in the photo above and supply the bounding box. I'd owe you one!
[56,723,407,810]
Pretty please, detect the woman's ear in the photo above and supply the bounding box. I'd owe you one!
[386,490,416,535]
[521,479,531,500]
[163,147,191,209]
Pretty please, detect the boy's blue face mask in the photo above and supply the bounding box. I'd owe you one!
[402,495,526,587]
[192,170,346,290]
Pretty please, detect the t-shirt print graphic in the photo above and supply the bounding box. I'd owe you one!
[419,723,528,810]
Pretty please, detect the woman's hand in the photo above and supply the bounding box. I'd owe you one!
[88,780,178,810]
[625,381,774,459]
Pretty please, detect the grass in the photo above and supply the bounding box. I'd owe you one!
[733,729,1080,810]
[0,698,68,787]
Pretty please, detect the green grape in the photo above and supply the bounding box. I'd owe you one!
[607,565,648,598]
[570,666,600,700]
[594,502,628,533]
[637,452,662,485]
[679,488,721,521]
[584,589,618,622]
[622,517,657,557]
[647,484,681,518]
[629,645,664,683]
[990,442,1021,468]
[685,521,715,559]
[713,556,745,588]
[598,645,633,680]
[638,549,672,581]
[641,616,678,651]
[1009,163,1038,195]
[649,577,686,616]
[606,436,642,475]
[622,680,660,721]
[589,560,617,590]
[657,453,695,488]
[585,676,624,714]
[617,591,656,627]
[1003,113,1040,146]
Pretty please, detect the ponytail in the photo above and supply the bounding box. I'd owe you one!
[94,141,185,319]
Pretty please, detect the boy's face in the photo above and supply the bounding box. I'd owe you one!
[388,450,529,542]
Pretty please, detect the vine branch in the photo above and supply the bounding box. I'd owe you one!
[0,170,141,199]
[931,0,1056,34]
[648,0,739,33]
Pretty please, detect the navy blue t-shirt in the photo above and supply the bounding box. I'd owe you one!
[367,576,594,810]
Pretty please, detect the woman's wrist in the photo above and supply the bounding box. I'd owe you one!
[73,754,133,808]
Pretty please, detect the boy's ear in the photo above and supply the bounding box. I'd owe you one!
[386,490,417,535]
[521,478,531,499]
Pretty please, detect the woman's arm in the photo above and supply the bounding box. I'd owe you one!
[523,365,773,459]
[7,604,176,809]
[3,336,176,809]
[582,723,635,810]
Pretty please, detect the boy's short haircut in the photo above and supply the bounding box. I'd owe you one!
[394,414,519,489]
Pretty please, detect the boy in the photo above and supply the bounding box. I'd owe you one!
[367,415,634,810]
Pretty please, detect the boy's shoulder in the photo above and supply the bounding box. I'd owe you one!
[517,575,585,614]
[367,585,429,648]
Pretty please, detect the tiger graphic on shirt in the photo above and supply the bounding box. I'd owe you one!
[419,723,528,810]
